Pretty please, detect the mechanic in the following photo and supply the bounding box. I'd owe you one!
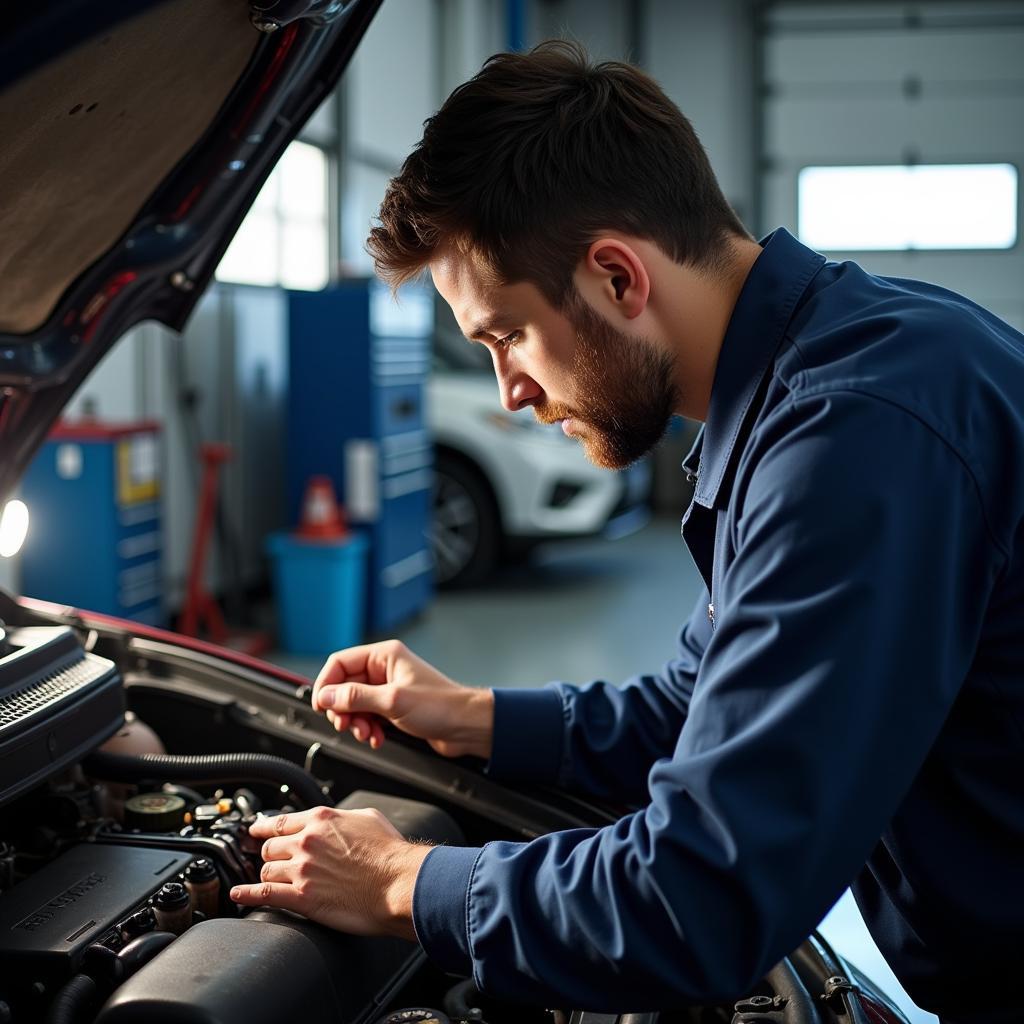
[230,41,1024,1023]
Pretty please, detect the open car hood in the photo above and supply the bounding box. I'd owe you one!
[0,0,382,504]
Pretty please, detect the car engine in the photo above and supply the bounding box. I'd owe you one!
[0,620,893,1024]
[0,624,474,1024]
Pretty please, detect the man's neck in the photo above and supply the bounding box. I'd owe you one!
[661,236,764,422]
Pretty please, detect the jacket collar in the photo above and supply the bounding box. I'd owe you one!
[683,228,825,509]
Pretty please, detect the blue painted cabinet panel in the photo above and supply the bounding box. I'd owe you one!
[287,281,434,633]
[20,425,164,626]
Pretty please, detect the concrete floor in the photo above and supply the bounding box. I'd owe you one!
[268,513,935,1023]
[398,514,705,688]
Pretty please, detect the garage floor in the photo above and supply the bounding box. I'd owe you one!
[267,513,935,1024]
[267,513,702,687]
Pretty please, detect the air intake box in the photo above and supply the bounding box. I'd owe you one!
[0,626,124,806]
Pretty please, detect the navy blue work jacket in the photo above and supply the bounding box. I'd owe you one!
[413,228,1024,1024]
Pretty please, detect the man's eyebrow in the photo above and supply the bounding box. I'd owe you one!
[467,315,514,341]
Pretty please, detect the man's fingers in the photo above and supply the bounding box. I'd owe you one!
[259,860,292,883]
[229,881,303,911]
[312,645,381,699]
[325,708,384,746]
[326,709,350,731]
[318,682,393,716]
[312,640,409,710]
[260,837,292,861]
[351,716,385,748]
[369,720,385,749]
[248,812,306,839]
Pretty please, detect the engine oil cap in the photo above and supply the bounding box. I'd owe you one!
[185,858,217,883]
[124,793,187,832]
[153,882,189,910]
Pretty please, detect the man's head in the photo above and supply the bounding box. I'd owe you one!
[367,40,754,466]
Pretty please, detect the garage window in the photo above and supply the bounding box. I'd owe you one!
[798,163,1018,251]
[216,141,330,290]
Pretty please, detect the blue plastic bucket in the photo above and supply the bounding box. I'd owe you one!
[266,531,368,656]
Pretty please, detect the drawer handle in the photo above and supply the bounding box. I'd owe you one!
[391,397,418,419]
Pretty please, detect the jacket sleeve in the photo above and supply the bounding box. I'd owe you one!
[412,392,1003,1007]
[484,589,711,805]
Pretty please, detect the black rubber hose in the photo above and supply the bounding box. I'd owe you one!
[45,973,97,1024]
[443,978,481,1019]
[84,751,328,809]
[118,931,178,977]
[764,956,817,1022]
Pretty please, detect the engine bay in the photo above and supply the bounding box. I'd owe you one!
[0,613,888,1024]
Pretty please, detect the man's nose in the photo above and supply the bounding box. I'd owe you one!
[494,357,542,412]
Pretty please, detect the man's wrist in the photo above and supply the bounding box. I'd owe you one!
[382,841,434,940]
[461,686,495,761]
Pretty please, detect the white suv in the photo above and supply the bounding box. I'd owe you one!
[428,334,651,585]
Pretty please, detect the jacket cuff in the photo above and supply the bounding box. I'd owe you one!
[487,686,565,783]
[412,845,480,975]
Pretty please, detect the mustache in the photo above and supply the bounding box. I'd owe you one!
[532,403,574,425]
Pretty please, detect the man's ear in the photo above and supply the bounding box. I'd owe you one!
[579,237,650,320]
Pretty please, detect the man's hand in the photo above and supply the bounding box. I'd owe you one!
[311,639,495,760]
[229,807,432,939]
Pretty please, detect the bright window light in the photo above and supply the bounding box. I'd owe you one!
[217,141,330,290]
[798,164,1018,251]
[217,212,279,287]
[281,222,329,291]
[0,500,29,558]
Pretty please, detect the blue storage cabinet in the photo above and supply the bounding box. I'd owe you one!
[19,422,164,626]
[287,281,434,633]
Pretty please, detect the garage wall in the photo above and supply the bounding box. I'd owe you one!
[645,0,759,229]
[759,0,1024,329]
[531,0,639,61]
[341,0,443,270]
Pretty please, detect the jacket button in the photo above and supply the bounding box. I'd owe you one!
[707,603,715,626]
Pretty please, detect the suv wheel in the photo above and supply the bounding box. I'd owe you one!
[431,453,500,587]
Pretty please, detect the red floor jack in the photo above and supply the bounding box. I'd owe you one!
[179,442,270,656]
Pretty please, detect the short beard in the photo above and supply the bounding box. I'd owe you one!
[541,292,677,469]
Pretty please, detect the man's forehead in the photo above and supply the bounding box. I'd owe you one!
[431,247,494,297]
[431,251,507,329]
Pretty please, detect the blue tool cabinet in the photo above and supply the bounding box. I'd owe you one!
[286,281,434,633]
[20,421,164,626]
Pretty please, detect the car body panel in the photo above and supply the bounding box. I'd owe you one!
[0,0,383,504]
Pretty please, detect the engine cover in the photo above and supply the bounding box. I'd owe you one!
[0,843,191,988]
[96,912,420,1024]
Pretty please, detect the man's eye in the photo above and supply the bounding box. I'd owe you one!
[495,331,521,349]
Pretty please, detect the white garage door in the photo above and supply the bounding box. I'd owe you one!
[758,1,1024,331]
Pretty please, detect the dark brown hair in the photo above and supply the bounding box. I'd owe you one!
[367,40,748,307]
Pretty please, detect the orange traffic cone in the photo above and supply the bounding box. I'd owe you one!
[296,476,348,540]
